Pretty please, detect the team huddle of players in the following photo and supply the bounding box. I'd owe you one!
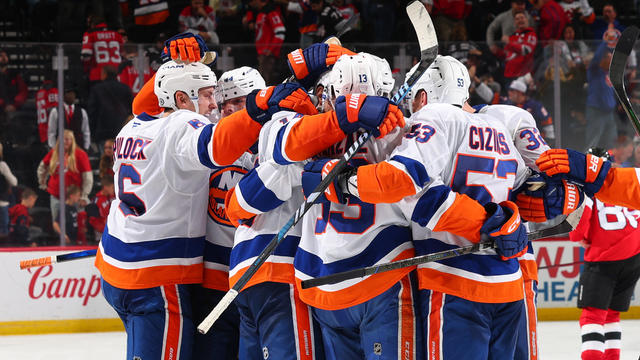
[91,33,636,360]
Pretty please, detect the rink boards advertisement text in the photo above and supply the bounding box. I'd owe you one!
[0,242,638,334]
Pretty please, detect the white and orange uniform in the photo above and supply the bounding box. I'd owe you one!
[347,103,529,359]
[95,107,261,360]
[477,104,551,360]
[226,110,347,360]
[229,104,422,359]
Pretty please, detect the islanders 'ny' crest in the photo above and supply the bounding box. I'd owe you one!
[208,166,249,226]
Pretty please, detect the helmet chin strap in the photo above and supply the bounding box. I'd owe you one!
[190,96,200,114]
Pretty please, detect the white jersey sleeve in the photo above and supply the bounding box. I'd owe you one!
[477,104,551,170]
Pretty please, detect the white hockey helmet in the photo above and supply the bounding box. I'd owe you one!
[404,55,470,112]
[154,60,217,114]
[325,52,395,103]
[218,66,266,102]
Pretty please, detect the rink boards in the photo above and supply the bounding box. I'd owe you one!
[0,242,638,334]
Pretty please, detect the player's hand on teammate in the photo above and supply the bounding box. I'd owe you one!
[301,159,355,204]
[481,201,528,260]
[515,173,584,222]
[161,33,217,65]
[287,43,356,89]
[334,94,406,138]
[536,149,611,197]
[246,83,319,125]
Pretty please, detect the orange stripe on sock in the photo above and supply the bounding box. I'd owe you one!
[524,280,538,360]
[292,285,314,360]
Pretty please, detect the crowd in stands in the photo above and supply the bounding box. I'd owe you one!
[0,0,639,247]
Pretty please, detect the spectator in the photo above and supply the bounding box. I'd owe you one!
[123,0,170,43]
[88,66,134,147]
[37,130,93,220]
[86,176,115,242]
[0,49,28,120]
[47,85,91,151]
[211,0,246,43]
[486,0,533,55]
[53,184,81,245]
[0,143,17,237]
[559,24,591,71]
[500,11,538,82]
[35,79,59,145]
[243,0,286,85]
[179,0,220,46]
[503,80,555,142]
[99,139,115,179]
[310,0,344,40]
[145,32,167,72]
[118,43,154,95]
[585,40,618,149]
[333,0,360,42]
[81,17,125,85]
[534,0,568,44]
[608,135,634,165]
[8,188,37,246]
[432,0,472,41]
[590,2,624,41]
[559,0,595,38]
[288,0,320,48]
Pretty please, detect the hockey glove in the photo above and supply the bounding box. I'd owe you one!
[480,201,527,260]
[536,149,612,197]
[287,43,356,89]
[302,159,356,204]
[245,83,319,125]
[515,174,584,223]
[334,94,405,138]
[162,33,217,65]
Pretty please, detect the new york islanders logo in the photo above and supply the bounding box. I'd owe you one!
[208,166,249,226]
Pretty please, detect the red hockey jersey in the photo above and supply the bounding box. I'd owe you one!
[36,86,58,143]
[570,197,640,262]
[81,24,124,81]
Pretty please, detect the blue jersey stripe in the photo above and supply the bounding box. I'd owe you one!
[410,185,451,227]
[204,242,232,265]
[294,226,411,277]
[414,238,520,276]
[391,155,430,188]
[197,124,216,169]
[238,168,285,212]
[273,124,293,165]
[229,234,300,268]
[102,225,205,262]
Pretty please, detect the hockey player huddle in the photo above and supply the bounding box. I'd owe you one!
[94,34,603,360]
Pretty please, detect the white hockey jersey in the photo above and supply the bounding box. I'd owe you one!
[388,103,530,303]
[95,110,235,290]
[204,151,255,291]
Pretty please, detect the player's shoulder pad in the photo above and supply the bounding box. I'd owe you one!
[168,110,212,130]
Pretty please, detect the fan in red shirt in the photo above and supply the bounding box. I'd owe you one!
[535,0,568,43]
[117,43,153,95]
[501,10,537,80]
[35,80,58,144]
[81,17,124,82]
[87,176,115,241]
[569,148,640,360]
[37,130,93,221]
[243,0,286,84]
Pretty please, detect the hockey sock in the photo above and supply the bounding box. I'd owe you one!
[603,310,621,360]
[579,307,608,360]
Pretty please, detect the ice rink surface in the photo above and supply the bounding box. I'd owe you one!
[1,320,639,359]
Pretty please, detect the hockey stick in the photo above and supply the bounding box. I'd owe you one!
[19,249,97,270]
[301,220,572,289]
[610,25,640,135]
[301,201,585,289]
[197,0,438,334]
[538,260,583,270]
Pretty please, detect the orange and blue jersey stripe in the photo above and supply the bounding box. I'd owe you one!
[294,225,414,310]
[203,241,231,291]
[95,225,204,290]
